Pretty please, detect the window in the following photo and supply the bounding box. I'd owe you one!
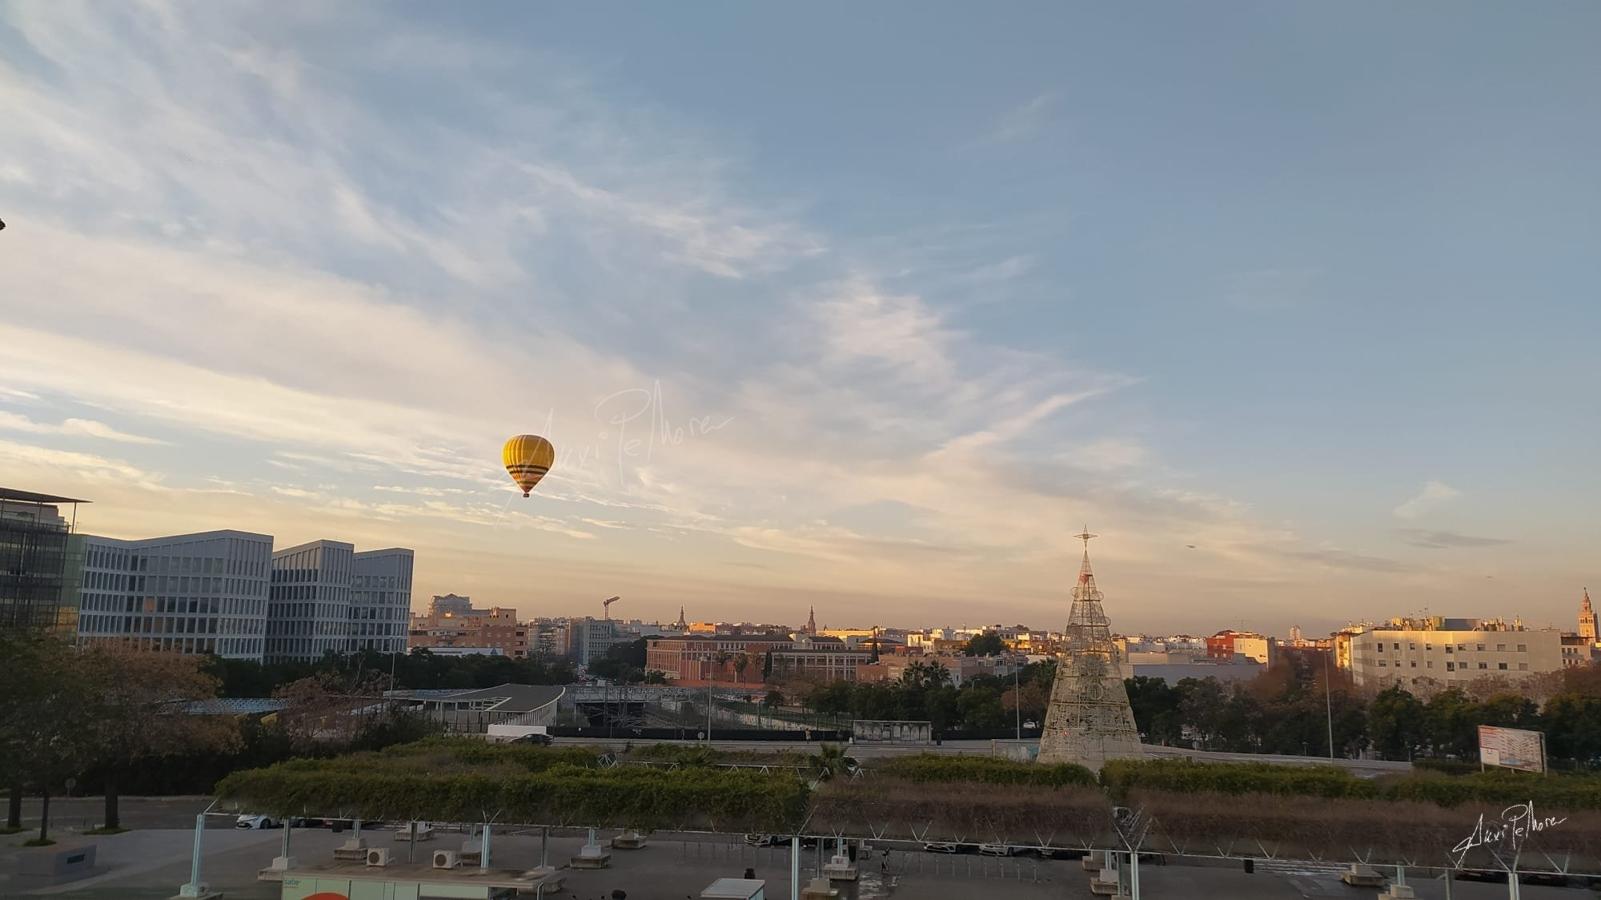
[1427,661,1433,668]
[1478,662,1488,669]
[1377,644,1384,652]
[1476,644,1485,651]
[1498,662,1508,670]
[1496,643,1506,651]
[1426,643,1432,651]
[1445,645,1453,654]
[1517,644,1527,652]
[1393,642,1401,650]
[1410,661,1417,668]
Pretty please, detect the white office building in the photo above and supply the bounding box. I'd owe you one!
[1349,616,1563,693]
[348,548,414,654]
[76,530,272,661]
[267,539,415,662]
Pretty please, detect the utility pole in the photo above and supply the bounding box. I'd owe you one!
[1324,647,1335,759]
[1014,658,1022,741]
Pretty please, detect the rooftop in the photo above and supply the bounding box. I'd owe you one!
[0,487,91,504]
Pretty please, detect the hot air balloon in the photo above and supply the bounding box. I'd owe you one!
[502,434,555,497]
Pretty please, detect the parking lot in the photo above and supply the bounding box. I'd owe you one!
[2,799,1598,899]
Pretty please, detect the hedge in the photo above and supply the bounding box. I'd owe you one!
[217,761,809,832]
[1102,758,1601,810]
[874,754,1096,787]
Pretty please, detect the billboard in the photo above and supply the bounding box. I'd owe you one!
[852,720,932,743]
[1478,725,1545,773]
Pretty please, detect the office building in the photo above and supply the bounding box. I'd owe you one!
[267,540,414,663]
[1348,616,1563,692]
[0,488,85,631]
[348,548,413,654]
[569,616,621,668]
[77,530,272,660]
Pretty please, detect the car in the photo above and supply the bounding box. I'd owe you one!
[978,843,1013,857]
[235,814,280,829]
[922,842,960,854]
[744,833,779,846]
[510,733,554,746]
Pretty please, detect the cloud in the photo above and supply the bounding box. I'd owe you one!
[1264,545,1413,574]
[0,438,163,489]
[1225,267,1322,312]
[1398,528,1512,550]
[1393,481,1461,519]
[980,93,1055,145]
[0,411,166,445]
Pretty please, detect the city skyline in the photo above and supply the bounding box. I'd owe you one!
[3,3,1598,635]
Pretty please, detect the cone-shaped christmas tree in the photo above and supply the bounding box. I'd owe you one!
[1037,528,1144,771]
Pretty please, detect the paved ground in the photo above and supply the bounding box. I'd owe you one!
[3,816,1597,899]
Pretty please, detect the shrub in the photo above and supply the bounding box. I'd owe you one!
[874,754,1096,787]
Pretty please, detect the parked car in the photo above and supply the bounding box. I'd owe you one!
[236,814,328,830]
[922,842,960,854]
[744,833,779,846]
[510,733,554,746]
[978,843,1013,857]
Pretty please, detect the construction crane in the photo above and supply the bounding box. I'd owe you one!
[602,595,620,620]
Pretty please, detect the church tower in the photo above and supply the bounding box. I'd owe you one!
[805,606,818,636]
[1037,528,1144,771]
[1580,588,1598,641]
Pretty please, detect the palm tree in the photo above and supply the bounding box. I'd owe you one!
[810,743,857,781]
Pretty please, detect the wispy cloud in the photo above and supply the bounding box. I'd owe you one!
[1393,480,1461,519]
[0,411,166,445]
[979,92,1056,145]
[1398,528,1512,550]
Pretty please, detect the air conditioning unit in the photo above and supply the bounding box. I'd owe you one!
[366,848,391,867]
[432,850,461,869]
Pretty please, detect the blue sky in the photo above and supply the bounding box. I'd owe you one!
[1,1,1597,633]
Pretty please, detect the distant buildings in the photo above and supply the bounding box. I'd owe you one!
[409,594,528,657]
[1207,630,1277,667]
[1348,616,1563,692]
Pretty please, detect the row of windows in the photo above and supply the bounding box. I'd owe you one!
[81,594,267,616]
[1373,641,1529,653]
[79,615,265,636]
[1374,659,1529,671]
[88,550,269,577]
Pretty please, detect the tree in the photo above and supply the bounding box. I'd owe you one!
[762,649,774,679]
[963,632,1006,657]
[0,633,97,843]
[764,689,786,710]
[1368,686,1426,760]
[81,646,240,831]
[1124,676,1183,745]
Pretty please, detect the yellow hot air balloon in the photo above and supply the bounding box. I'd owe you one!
[502,434,555,497]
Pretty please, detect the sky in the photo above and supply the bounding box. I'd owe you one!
[2,2,1598,636]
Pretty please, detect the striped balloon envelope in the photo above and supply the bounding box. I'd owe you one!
[502,434,555,497]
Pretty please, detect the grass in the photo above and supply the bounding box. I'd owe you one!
[21,837,55,846]
[84,825,129,835]
[0,825,25,835]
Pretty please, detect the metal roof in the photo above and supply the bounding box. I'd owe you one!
[0,487,92,504]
